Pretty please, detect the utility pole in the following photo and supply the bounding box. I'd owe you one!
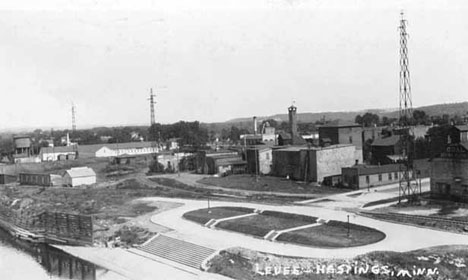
[149,88,156,126]
[398,11,421,204]
[71,102,77,132]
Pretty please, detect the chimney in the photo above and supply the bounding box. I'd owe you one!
[288,104,298,143]
[66,133,70,146]
[253,116,258,135]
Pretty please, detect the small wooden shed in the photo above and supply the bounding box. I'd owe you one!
[62,167,96,187]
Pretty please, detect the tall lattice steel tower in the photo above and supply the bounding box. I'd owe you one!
[149,88,156,125]
[71,102,77,132]
[398,11,421,203]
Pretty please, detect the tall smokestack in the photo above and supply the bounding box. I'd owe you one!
[288,104,298,143]
[253,116,258,135]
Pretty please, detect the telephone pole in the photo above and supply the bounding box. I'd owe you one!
[71,102,77,132]
[149,88,156,126]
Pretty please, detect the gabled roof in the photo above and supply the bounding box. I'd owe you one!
[64,167,96,178]
[345,164,402,176]
[40,145,77,154]
[214,157,246,166]
[78,141,157,154]
[277,131,291,140]
[455,125,468,132]
[461,142,468,151]
[371,135,400,147]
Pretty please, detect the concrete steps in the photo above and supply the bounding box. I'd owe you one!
[137,234,216,269]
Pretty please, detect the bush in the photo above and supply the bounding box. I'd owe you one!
[148,159,165,173]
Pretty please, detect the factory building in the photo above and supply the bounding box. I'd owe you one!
[272,144,361,183]
[318,122,363,160]
[240,117,278,146]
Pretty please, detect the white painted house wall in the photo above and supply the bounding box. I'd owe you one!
[94,146,158,158]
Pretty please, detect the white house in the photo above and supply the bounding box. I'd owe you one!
[62,167,96,187]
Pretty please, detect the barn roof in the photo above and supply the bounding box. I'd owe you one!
[455,125,468,132]
[345,164,402,176]
[371,135,400,147]
[64,167,96,178]
[40,145,76,154]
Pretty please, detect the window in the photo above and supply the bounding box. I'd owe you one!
[349,136,353,144]
[366,176,370,184]
[266,153,270,160]
[388,173,392,180]
[378,174,382,182]
[394,172,398,179]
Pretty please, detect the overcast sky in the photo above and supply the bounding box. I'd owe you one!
[0,0,467,129]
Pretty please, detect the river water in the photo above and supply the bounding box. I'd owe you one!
[0,228,128,280]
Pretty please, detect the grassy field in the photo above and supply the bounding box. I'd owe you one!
[198,174,347,195]
[216,214,317,237]
[150,177,308,203]
[208,246,468,280]
[195,210,318,238]
[276,220,385,248]
[182,207,254,225]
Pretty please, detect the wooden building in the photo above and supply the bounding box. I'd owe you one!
[341,164,406,189]
[19,173,62,186]
[62,167,96,187]
[246,146,273,175]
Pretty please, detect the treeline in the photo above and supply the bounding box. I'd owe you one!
[355,110,467,127]
[148,121,209,148]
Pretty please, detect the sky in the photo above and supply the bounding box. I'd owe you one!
[0,0,467,129]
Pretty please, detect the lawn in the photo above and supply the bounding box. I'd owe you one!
[216,211,318,237]
[276,220,385,248]
[182,207,254,225]
[198,175,347,195]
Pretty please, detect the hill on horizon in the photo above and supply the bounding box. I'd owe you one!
[226,101,468,124]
